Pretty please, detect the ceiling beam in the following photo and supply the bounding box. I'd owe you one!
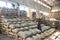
[8,0,51,12]
[39,0,52,7]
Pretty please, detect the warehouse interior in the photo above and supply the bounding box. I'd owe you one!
[0,0,60,40]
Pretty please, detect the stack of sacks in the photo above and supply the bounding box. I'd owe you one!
[1,16,40,40]
[42,26,50,31]
[9,23,24,29]
[27,21,31,23]
[18,31,32,38]
[40,33,45,38]
[9,24,15,29]
[44,31,50,37]
[1,22,11,34]
[26,37,34,40]
[12,28,20,33]
[24,27,29,29]
[22,23,28,26]
[24,31,33,37]
[44,29,51,37]
[45,26,50,29]
[44,28,55,37]
[32,34,42,40]
[33,25,37,27]
[49,32,60,40]
[16,18,20,21]
[44,38,50,40]
[26,34,42,40]
[16,22,21,24]
[12,18,17,21]
[29,25,37,28]
[13,24,20,28]
[5,28,11,32]
[1,22,10,29]
[8,31,16,36]
[1,18,8,23]
[20,23,26,27]
[12,22,21,24]
[1,19,13,34]
[32,36,38,40]
[6,19,13,22]
[18,31,33,38]
[19,20,23,22]
[29,29,37,34]
[33,28,41,33]
[47,28,55,34]
[36,34,41,40]
[28,22,36,26]
[56,36,60,40]
[41,24,45,27]
[20,28,25,30]
[18,37,23,40]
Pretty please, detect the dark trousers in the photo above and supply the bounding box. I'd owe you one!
[37,24,41,30]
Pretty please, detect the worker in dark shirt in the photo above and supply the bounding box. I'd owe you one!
[37,18,42,32]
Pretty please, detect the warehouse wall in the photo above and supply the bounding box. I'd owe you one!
[49,4,60,19]
[51,4,60,12]
[49,11,60,19]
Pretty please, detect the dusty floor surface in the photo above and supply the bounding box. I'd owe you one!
[0,34,11,40]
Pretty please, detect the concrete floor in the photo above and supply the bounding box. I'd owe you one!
[0,34,11,40]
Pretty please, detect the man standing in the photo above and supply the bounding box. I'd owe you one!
[37,18,42,32]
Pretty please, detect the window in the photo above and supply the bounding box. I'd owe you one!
[0,1,13,9]
[0,1,6,7]
[19,5,25,10]
[31,9,36,12]
[7,2,13,9]
[19,5,28,12]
